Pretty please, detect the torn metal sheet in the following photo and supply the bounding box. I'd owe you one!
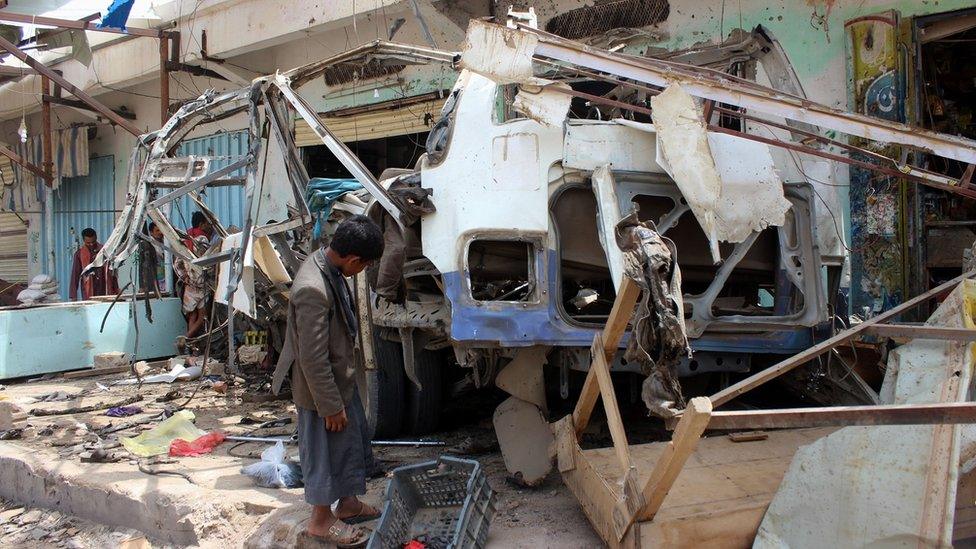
[216,231,256,319]
[563,120,664,173]
[460,20,538,84]
[512,83,572,127]
[756,280,976,548]
[495,346,548,411]
[591,165,625,291]
[493,395,553,486]
[650,84,723,262]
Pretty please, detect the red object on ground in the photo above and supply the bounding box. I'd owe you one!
[403,541,425,549]
[169,431,227,457]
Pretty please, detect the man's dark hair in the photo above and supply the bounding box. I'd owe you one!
[81,227,96,239]
[191,211,207,228]
[148,222,157,231]
[330,215,384,260]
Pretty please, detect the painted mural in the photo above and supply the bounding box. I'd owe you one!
[845,10,906,315]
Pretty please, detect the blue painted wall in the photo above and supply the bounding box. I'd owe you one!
[172,131,247,231]
[52,155,117,300]
[0,297,185,380]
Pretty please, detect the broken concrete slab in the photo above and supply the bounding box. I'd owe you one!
[94,352,131,371]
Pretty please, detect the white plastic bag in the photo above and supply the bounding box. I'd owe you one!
[17,289,46,304]
[240,441,303,488]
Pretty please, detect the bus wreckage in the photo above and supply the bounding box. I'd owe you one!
[84,18,976,497]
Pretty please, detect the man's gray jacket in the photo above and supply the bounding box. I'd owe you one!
[273,249,359,418]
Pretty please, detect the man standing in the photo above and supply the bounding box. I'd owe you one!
[280,215,384,548]
[69,227,118,301]
[148,222,166,293]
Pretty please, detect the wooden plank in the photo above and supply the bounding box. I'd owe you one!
[591,335,632,474]
[701,402,976,430]
[709,271,973,407]
[573,276,640,434]
[864,324,976,342]
[627,397,712,534]
[558,427,639,548]
[0,143,48,180]
[0,35,143,137]
[0,11,165,38]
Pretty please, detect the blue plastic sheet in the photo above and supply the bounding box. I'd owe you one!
[306,178,363,239]
[98,0,136,31]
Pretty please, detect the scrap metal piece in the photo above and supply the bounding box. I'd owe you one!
[495,346,548,412]
[615,211,689,418]
[493,395,553,487]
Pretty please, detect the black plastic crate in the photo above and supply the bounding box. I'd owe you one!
[367,456,495,549]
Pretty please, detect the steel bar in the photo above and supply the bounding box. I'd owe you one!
[148,156,251,208]
[515,22,976,163]
[863,324,976,342]
[701,402,976,430]
[709,270,975,407]
[0,34,143,136]
[708,125,976,200]
[275,76,406,227]
[0,11,167,38]
[371,440,446,447]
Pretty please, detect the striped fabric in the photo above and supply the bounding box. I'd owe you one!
[3,127,89,212]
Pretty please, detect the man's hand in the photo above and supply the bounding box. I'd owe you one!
[324,409,348,432]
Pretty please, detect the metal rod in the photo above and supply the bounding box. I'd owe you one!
[0,34,143,137]
[371,440,447,447]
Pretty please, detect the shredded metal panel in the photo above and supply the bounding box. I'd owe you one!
[323,59,406,87]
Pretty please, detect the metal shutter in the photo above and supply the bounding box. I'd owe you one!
[0,212,28,283]
[295,99,445,146]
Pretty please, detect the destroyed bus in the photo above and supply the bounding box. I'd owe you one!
[93,20,976,443]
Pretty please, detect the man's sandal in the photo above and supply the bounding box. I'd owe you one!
[340,500,382,524]
[297,521,369,548]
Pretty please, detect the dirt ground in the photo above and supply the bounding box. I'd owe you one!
[0,364,602,548]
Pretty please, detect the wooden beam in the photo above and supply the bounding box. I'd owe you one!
[709,271,974,407]
[0,34,143,137]
[591,335,632,474]
[702,402,976,430]
[864,324,976,342]
[159,35,169,128]
[573,276,641,435]
[41,94,137,120]
[632,398,712,525]
[0,11,166,38]
[40,75,53,185]
[0,142,48,180]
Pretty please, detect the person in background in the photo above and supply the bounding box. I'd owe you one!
[174,212,213,338]
[69,227,118,301]
[148,222,167,293]
[186,211,214,247]
[276,215,384,548]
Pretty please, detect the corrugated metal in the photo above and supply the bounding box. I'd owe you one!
[0,212,28,283]
[53,155,117,299]
[173,131,247,230]
[295,99,445,147]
